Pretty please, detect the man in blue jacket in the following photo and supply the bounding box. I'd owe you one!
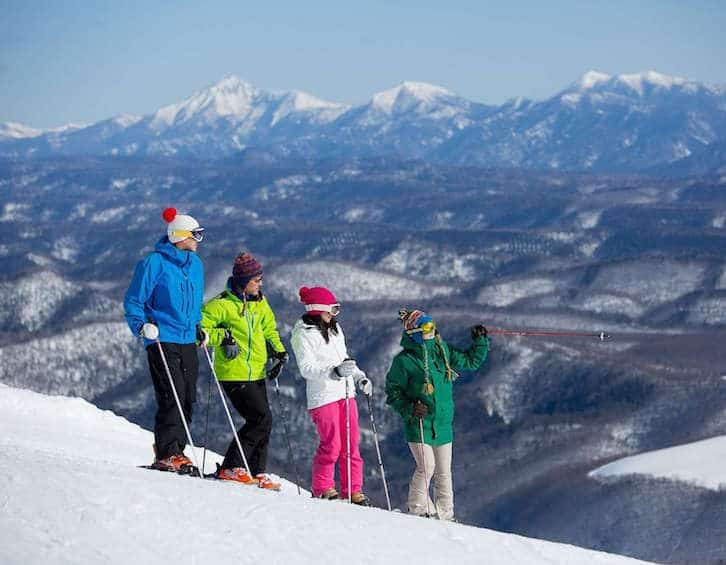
[124,207,206,472]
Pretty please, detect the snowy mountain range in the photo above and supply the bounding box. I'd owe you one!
[2,71,725,172]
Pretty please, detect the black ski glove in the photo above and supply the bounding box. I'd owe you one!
[471,324,488,340]
[272,350,289,364]
[267,358,285,380]
[412,400,428,418]
[196,324,209,347]
[266,350,289,380]
[221,330,239,360]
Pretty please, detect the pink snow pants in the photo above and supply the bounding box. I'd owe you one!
[309,397,363,497]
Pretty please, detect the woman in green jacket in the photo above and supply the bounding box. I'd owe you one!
[201,252,288,490]
[385,309,490,520]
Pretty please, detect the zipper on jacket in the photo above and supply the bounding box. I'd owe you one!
[246,310,254,380]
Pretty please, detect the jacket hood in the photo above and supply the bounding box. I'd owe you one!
[293,317,318,332]
[155,237,191,266]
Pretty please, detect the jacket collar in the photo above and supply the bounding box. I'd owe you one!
[154,237,191,267]
[224,277,263,303]
[400,332,436,352]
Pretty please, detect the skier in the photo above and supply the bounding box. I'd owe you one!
[290,286,372,505]
[200,252,287,490]
[385,309,490,521]
[124,207,206,473]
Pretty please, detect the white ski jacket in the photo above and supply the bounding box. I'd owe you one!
[290,318,357,410]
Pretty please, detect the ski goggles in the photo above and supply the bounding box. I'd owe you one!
[406,319,436,335]
[304,303,341,316]
[172,227,205,242]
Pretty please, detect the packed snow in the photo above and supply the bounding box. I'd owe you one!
[0,202,31,222]
[267,261,456,302]
[687,297,726,325]
[0,322,142,398]
[572,293,645,318]
[0,271,81,332]
[590,435,726,491]
[714,265,726,289]
[378,240,478,283]
[480,342,543,425]
[577,71,612,90]
[616,71,687,95]
[589,260,705,308]
[0,384,650,564]
[0,121,42,139]
[477,277,559,307]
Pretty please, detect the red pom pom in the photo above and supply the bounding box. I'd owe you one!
[162,207,177,223]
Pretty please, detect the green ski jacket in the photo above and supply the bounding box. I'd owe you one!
[385,333,490,445]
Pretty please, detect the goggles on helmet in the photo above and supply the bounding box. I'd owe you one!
[172,227,205,242]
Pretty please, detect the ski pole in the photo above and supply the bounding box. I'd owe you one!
[345,377,352,504]
[487,328,611,341]
[272,366,302,495]
[202,346,253,476]
[201,350,214,476]
[418,416,431,517]
[154,339,202,478]
[365,393,391,511]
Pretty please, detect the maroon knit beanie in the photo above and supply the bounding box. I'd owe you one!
[232,252,262,289]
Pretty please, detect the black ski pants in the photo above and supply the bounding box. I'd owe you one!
[147,342,199,460]
[221,379,272,476]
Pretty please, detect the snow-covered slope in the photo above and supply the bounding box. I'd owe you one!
[0,384,650,564]
[590,435,726,491]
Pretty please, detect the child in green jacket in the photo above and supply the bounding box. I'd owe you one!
[201,252,288,490]
[385,309,490,520]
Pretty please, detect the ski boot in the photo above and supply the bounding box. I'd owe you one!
[255,473,282,491]
[214,465,259,485]
[350,492,371,507]
[152,453,199,476]
[315,487,339,500]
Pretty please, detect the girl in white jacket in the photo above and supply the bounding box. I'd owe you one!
[290,286,372,505]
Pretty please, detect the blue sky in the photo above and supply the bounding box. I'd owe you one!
[2,0,725,128]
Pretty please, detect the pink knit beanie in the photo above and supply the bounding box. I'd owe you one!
[299,286,338,315]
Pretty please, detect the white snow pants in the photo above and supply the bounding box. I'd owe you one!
[407,441,453,521]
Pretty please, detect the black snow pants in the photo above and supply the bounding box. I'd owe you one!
[220,379,272,476]
[147,342,199,460]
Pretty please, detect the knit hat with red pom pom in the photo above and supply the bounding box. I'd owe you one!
[162,207,203,243]
[299,286,339,315]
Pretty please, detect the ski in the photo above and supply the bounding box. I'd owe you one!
[138,463,201,477]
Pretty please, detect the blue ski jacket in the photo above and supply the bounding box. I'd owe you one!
[124,237,204,347]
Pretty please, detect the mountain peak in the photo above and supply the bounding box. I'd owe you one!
[150,75,261,128]
[615,70,687,94]
[577,70,612,90]
[209,74,256,93]
[370,81,456,113]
